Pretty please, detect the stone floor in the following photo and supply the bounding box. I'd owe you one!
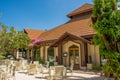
[9,70,104,80]
[0,65,104,80]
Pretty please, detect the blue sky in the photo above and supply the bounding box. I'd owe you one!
[0,0,92,31]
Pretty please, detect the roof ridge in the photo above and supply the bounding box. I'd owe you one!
[67,3,93,18]
[24,28,45,31]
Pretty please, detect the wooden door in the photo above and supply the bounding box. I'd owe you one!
[69,47,79,69]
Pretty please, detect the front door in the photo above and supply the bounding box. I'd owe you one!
[69,45,79,69]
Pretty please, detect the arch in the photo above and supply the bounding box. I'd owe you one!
[69,45,79,49]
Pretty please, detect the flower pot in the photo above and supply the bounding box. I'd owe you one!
[54,62,58,66]
[87,63,92,70]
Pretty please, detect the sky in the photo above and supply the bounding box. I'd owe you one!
[0,0,92,31]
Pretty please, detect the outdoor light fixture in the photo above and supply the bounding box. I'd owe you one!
[63,52,67,57]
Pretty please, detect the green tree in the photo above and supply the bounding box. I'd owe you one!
[0,24,31,58]
[92,0,120,79]
[0,23,9,58]
[8,27,31,51]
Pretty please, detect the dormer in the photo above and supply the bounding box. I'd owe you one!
[67,3,93,19]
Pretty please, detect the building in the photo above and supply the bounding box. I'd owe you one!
[25,3,100,69]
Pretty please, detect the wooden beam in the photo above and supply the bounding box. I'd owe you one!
[58,43,62,65]
[43,45,45,61]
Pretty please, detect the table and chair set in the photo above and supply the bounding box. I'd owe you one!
[0,59,74,80]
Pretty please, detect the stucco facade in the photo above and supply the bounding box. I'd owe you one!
[87,44,100,66]
[38,39,100,69]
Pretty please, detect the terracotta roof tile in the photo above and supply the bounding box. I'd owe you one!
[51,32,92,47]
[27,4,95,42]
[38,14,96,41]
[24,28,45,40]
[67,3,93,18]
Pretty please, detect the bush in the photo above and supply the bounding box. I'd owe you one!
[48,56,55,66]
[37,57,45,64]
[102,59,120,79]
[92,66,101,70]
[0,52,7,59]
[49,62,54,66]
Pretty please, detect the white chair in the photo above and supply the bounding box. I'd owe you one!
[39,64,49,78]
[48,66,55,80]
[27,64,37,75]
[46,61,49,70]
[54,66,65,80]
[5,60,11,72]
[1,72,8,80]
[54,62,58,66]
[34,61,39,65]
[15,61,21,71]
[34,61,39,68]
[22,60,28,73]
[33,61,39,73]
[70,60,74,75]
[10,65,16,80]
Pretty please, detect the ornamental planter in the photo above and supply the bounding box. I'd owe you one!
[87,63,92,70]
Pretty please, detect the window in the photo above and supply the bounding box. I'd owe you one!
[48,47,54,61]
[18,49,27,59]
[33,47,40,60]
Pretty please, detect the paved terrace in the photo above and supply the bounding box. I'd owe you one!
[0,64,104,80]
[15,70,104,80]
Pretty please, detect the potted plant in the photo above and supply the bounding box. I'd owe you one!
[87,56,92,70]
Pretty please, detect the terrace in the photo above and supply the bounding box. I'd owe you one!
[0,59,103,80]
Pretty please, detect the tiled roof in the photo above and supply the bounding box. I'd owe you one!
[24,28,45,40]
[51,32,92,47]
[26,3,95,42]
[38,14,96,41]
[67,3,93,18]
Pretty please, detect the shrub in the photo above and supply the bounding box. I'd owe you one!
[92,66,101,70]
[102,58,120,79]
[49,62,54,66]
[37,57,44,64]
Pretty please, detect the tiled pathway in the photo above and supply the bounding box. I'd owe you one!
[0,65,104,80]
[13,70,104,80]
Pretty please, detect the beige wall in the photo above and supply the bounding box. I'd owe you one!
[95,46,100,66]
[40,46,49,61]
[54,47,58,60]
[39,41,100,67]
[45,46,49,61]
[40,47,43,59]
[87,44,100,66]
[38,41,84,68]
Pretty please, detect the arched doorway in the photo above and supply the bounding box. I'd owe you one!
[69,45,80,69]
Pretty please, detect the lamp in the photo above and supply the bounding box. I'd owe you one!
[63,52,67,67]
[63,52,67,57]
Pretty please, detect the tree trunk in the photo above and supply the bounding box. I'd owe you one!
[101,34,111,50]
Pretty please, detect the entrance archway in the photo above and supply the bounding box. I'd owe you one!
[69,45,79,69]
